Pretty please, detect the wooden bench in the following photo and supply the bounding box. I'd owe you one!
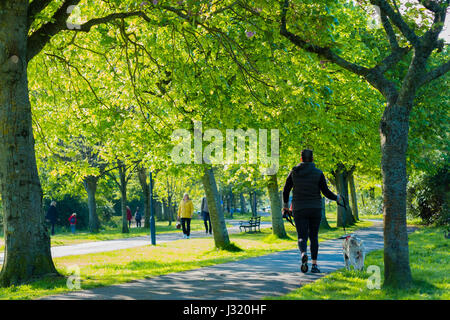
[239,216,261,233]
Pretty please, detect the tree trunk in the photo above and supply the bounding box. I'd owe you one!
[163,199,169,221]
[267,174,287,238]
[201,167,230,248]
[240,193,246,213]
[250,192,257,217]
[334,164,354,228]
[0,2,59,286]
[155,200,163,221]
[83,175,100,233]
[231,191,236,215]
[380,103,412,288]
[320,197,331,229]
[348,170,359,221]
[334,166,346,228]
[167,195,173,226]
[137,166,150,228]
[118,162,129,233]
[361,190,366,207]
[369,187,375,199]
[343,170,355,225]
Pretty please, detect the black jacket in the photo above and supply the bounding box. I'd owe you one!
[283,162,337,210]
[46,205,57,223]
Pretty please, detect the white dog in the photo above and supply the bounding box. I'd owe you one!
[342,234,366,271]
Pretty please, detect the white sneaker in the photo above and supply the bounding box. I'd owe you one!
[187,236,190,239]
[183,235,187,239]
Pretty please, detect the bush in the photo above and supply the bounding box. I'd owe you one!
[407,164,449,226]
[99,204,119,229]
[359,196,383,216]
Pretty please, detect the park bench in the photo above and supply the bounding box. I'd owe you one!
[239,216,261,233]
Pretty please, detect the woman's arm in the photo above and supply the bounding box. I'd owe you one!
[282,171,293,209]
[319,173,338,201]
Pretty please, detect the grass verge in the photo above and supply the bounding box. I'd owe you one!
[267,226,449,300]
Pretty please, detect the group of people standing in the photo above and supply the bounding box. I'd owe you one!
[126,206,142,228]
[176,193,212,239]
[45,201,77,235]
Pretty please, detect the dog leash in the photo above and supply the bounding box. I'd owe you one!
[284,196,348,233]
[336,195,350,239]
[283,209,295,227]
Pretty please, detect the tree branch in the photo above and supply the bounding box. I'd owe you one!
[28,0,54,28]
[279,0,370,77]
[419,59,450,86]
[27,0,81,62]
[370,0,420,46]
[27,0,152,62]
[421,0,449,49]
[419,0,444,13]
[376,46,411,74]
[380,12,399,49]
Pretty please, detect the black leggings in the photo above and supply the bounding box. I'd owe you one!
[202,211,212,233]
[293,208,322,260]
[181,218,191,236]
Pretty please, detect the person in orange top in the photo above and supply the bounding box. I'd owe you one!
[177,193,194,239]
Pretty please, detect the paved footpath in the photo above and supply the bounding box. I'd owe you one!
[0,221,271,264]
[41,220,412,300]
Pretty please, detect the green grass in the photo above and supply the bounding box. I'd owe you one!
[358,213,424,226]
[0,219,373,300]
[267,226,449,300]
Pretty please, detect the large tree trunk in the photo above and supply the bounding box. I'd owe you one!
[334,165,354,228]
[267,174,287,238]
[380,103,412,288]
[201,167,230,249]
[83,175,100,233]
[0,1,58,286]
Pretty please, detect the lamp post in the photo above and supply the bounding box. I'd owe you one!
[149,171,156,245]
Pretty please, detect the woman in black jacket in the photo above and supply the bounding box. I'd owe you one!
[282,149,342,273]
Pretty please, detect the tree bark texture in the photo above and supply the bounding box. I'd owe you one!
[380,103,413,287]
[0,1,58,286]
[266,174,287,238]
[201,167,230,248]
[83,175,100,233]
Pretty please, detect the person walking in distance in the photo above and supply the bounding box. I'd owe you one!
[201,196,212,235]
[68,213,77,234]
[135,206,142,228]
[282,149,342,273]
[126,206,132,228]
[177,193,194,239]
[45,201,58,235]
